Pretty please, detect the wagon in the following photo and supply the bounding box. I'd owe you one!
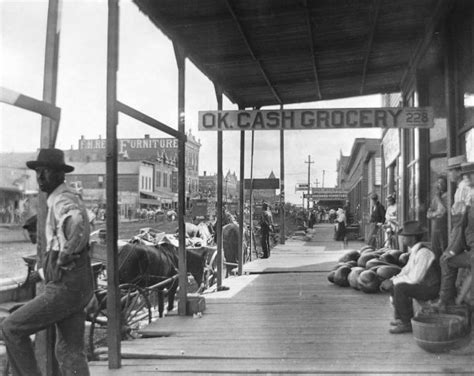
[88,235,180,360]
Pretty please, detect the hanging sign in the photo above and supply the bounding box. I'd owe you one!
[244,178,280,189]
[304,188,348,200]
[198,107,434,131]
[295,183,309,191]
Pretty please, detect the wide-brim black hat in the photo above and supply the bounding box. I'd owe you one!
[26,148,74,172]
[399,220,426,236]
[460,161,474,174]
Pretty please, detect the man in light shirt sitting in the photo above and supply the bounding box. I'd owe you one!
[380,221,440,334]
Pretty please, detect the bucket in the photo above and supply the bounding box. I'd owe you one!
[411,313,471,353]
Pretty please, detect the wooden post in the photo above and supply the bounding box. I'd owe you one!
[37,0,62,374]
[279,104,285,244]
[174,42,187,315]
[238,110,245,274]
[416,70,430,230]
[249,129,255,257]
[215,84,224,288]
[443,22,457,232]
[105,0,121,368]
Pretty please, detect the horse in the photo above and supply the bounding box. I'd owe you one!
[118,242,179,316]
[123,235,212,297]
[220,222,251,275]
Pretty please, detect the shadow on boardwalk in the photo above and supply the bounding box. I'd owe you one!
[90,223,473,375]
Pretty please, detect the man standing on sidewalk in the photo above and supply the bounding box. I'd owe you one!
[367,193,385,248]
[1,148,94,376]
[260,202,274,258]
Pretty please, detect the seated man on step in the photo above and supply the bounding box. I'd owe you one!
[380,221,440,334]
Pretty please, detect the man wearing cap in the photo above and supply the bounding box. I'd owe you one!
[380,221,440,334]
[367,193,386,248]
[434,160,474,308]
[1,148,93,375]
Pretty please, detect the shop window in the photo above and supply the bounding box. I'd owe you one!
[156,172,161,187]
[163,173,168,188]
[375,158,381,186]
[98,175,104,188]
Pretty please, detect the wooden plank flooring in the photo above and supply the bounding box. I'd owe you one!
[90,225,473,375]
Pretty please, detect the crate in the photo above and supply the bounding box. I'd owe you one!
[186,293,206,316]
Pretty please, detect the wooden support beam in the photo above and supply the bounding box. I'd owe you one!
[40,0,62,149]
[223,0,282,105]
[400,0,455,92]
[238,105,245,275]
[0,87,61,123]
[37,0,62,374]
[249,127,255,257]
[279,104,285,244]
[215,84,224,288]
[105,0,121,369]
[174,42,188,316]
[116,101,185,141]
[360,0,381,95]
[303,1,322,100]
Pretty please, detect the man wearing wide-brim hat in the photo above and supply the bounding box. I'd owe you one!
[1,148,93,375]
[446,155,471,215]
[380,221,440,334]
[434,160,474,308]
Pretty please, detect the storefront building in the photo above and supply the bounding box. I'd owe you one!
[337,138,382,239]
[63,132,200,215]
[381,3,473,236]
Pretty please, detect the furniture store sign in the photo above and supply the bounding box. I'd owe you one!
[198,108,434,131]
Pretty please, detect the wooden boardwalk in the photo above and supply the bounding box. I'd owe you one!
[90,225,473,375]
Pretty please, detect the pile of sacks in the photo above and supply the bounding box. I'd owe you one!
[327,246,408,293]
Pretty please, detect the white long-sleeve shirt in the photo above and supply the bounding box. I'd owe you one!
[392,242,435,285]
[46,183,90,257]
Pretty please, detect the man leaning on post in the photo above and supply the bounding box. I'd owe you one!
[1,148,94,376]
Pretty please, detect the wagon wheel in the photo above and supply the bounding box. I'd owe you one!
[202,249,227,290]
[118,283,152,340]
[87,284,152,360]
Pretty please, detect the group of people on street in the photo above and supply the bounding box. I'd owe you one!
[380,155,473,334]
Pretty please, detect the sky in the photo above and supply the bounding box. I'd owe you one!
[0,0,382,204]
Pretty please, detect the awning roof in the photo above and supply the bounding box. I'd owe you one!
[133,0,453,107]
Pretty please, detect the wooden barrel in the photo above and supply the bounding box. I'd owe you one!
[411,313,470,353]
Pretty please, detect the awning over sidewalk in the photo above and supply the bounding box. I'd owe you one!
[133,0,449,107]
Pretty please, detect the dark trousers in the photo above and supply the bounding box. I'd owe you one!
[1,251,93,376]
[439,251,471,304]
[392,283,439,323]
[431,219,448,260]
[261,226,271,258]
[367,223,378,248]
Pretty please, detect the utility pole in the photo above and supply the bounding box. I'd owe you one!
[322,169,326,188]
[304,155,314,210]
